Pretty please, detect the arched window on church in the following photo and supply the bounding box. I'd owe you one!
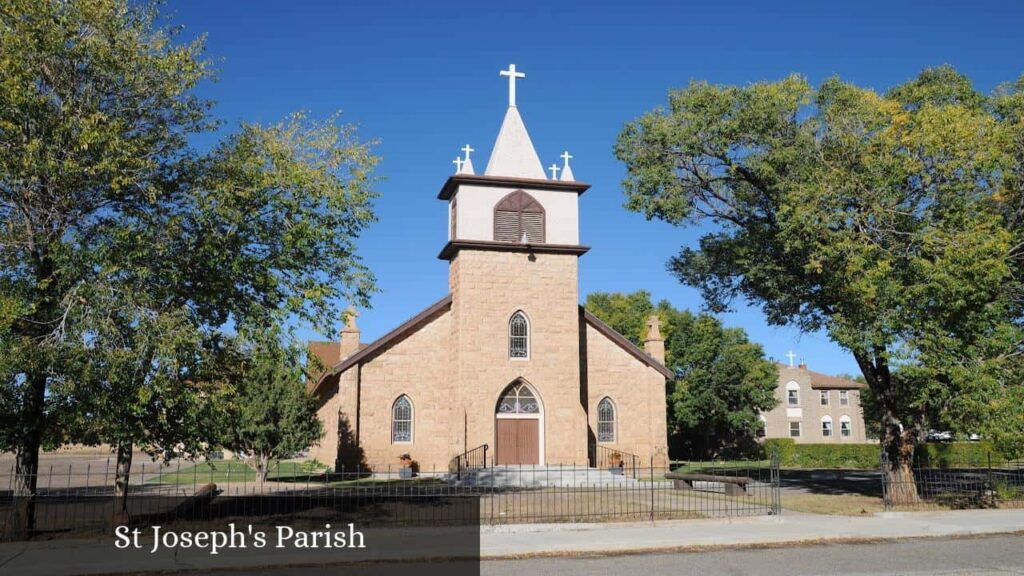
[494,190,545,243]
[597,397,616,443]
[509,311,529,359]
[392,395,413,443]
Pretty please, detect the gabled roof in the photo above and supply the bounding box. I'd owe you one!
[777,363,866,390]
[581,306,675,379]
[310,294,453,396]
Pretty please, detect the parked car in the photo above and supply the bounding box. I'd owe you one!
[926,429,953,442]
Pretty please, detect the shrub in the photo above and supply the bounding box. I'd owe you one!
[760,439,1011,469]
[763,439,879,469]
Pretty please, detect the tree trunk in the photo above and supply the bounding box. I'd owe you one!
[114,443,133,515]
[257,454,269,483]
[7,371,47,540]
[882,426,920,505]
[853,349,921,506]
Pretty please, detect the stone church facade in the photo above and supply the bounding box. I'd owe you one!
[307,66,671,473]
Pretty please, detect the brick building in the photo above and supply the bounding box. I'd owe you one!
[307,66,671,472]
[760,359,870,443]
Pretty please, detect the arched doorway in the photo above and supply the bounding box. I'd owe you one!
[495,380,543,465]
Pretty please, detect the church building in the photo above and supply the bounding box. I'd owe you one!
[308,65,671,473]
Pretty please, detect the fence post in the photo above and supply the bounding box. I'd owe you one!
[769,446,781,515]
[649,457,655,522]
[987,451,994,506]
[880,450,891,510]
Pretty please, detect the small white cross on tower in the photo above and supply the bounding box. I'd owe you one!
[785,350,797,367]
[499,64,525,107]
[452,157,464,174]
[461,144,474,162]
[560,150,573,167]
[548,163,560,179]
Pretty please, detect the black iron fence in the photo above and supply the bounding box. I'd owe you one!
[0,456,780,542]
[882,451,1024,510]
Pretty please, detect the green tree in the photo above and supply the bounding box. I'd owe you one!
[585,291,778,458]
[615,66,1022,502]
[0,0,378,533]
[220,335,323,483]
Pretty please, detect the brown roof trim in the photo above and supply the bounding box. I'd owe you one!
[581,306,675,379]
[438,174,590,200]
[311,294,453,395]
[438,240,590,260]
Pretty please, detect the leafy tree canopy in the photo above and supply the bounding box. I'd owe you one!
[0,0,379,528]
[615,66,1024,498]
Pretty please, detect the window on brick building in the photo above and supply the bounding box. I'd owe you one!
[392,395,413,443]
[840,415,852,438]
[509,311,529,359]
[597,397,616,442]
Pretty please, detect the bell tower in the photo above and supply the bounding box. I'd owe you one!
[439,64,591,466]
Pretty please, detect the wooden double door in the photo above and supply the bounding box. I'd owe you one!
[495,418,540,465]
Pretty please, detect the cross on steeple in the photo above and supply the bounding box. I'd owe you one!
[561,150,573,166]
[499,64,525,107]
[548,163,560,179]
[461,144,474,162]
[452,157,464,174]
[785,350,797,367]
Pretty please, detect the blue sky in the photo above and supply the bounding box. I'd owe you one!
[172,0,1023,376]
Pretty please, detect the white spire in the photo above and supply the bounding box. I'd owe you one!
[559,150,575,181]
[485,64,545,179]
[460,144,475,175]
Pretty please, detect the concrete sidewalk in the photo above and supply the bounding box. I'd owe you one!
[480,509,1024,557]
[1,510,1022,575]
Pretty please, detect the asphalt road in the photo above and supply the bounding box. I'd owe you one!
[208,535,1024,576]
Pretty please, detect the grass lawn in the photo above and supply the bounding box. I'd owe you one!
[149,460,327,484]
[781,493,885,515]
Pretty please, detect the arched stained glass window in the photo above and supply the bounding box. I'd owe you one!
[392,395,413,443]
[597,397,616,442]
[509,311,529,359]
[497,382,540,414]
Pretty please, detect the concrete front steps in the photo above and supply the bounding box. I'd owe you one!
[447,465,640,487]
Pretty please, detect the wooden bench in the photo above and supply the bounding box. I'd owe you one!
[665,472,754,496]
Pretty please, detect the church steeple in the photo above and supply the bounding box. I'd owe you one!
[485,65,545,179]
[437,63,590,261]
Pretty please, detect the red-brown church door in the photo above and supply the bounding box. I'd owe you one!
[495,418,539,465]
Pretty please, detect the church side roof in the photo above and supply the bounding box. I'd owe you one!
[310,294,453,395]
[307,341,340,385]
[581,306,675,379]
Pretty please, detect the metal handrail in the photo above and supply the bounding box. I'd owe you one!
[448,444,488,479]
